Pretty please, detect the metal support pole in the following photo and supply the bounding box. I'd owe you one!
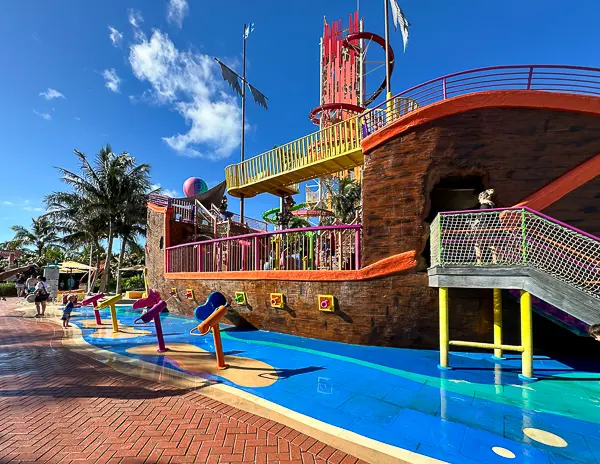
[383,0,391,96]
[438,287,450,370]
[110,304,119,333]
[519,290,535,380]
[493,288,504,360]
[240,24,247,223]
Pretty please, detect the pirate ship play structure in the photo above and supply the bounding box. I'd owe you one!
[145,8,600,358]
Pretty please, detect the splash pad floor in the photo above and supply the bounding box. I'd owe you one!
[70,306,600,464]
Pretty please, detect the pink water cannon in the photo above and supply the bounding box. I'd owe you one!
[81,293,105,326]
[134,300,167,353]
[132,289,161,311]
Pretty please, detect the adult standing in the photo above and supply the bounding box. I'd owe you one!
[26,274,37,294]
[15,273,26,297]
[67,274,75,290]
[34,276,50,318]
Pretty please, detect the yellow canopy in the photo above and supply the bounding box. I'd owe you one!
[59,261,94,273]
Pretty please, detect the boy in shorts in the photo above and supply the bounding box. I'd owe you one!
[62,294,77,328]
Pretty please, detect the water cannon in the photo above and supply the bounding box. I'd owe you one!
[190,304,229,370]
[82,292,105,325]
[134,300,167,353]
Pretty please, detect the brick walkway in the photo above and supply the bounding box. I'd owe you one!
[0,300,363,464]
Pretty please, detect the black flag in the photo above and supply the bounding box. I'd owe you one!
[215,58,243,97]
[248,83,268,110]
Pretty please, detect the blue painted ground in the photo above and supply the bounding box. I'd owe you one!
[70,306,600,464]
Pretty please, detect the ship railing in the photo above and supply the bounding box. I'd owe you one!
[165,225,361,273]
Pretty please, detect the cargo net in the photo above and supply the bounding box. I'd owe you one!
[431,209,600,300]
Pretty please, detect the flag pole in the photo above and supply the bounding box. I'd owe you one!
[240,24,247,223]
[383,0,392,99]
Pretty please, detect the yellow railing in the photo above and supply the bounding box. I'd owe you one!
[225,96,418,196]
[225,116,362,191]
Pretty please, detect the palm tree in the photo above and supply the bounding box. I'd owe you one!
[9,216,64,265]
[326,178,361,224]
[114,190,148,294]
[44,190,107,292]
[49,145,151,292]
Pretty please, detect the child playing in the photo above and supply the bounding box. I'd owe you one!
[62,294,77,328]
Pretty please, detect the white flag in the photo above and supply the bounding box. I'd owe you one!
[390,0,411,52]
[243,23,255,39]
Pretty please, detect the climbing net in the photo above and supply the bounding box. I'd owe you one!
[431,208,600,300]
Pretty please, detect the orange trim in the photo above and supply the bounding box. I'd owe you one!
[164,250,417,282]
[514,153,600,211]
[148,202,168,213]
[362,91,600,154]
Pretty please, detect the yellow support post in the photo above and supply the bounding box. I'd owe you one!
[519,290,535,380]
[493,288,504,360]
[98,294,123,333]
[438,287,450,370]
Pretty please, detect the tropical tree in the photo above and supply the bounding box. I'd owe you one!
[326,178,361,224]
[47,144,151,292]
[114,190,148,294]
[44,191,108,292]
[8,216,64,265]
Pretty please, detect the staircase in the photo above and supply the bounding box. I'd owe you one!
[428,207,599,327]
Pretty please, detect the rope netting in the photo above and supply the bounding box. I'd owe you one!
[431,208,600,300]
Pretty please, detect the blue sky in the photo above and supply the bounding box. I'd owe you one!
[1,0,599,243]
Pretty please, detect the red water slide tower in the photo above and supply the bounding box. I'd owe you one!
[306,11,394,208]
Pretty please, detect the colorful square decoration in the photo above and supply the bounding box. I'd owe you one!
[234,291,247,305]
[318,295,335,312]
[270,293,285,309]
[185,289,194,300]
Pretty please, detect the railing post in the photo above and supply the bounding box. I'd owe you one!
[165,249,170,273]
[442,78,447,99]
[526,66,534,90]
[354,228,361,270]
[198,245,203,272]
[254,237,260,271]
[521,209,528,266]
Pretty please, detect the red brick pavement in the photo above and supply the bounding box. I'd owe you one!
[0,300,364,464]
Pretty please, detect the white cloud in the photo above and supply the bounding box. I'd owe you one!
[23,207,44,212]
[39,88,65,100]
[129,9,143,28]
[128,30,241,159]
[2,201,13,206]
[33,109,52,121]
[167,0,189,28]
[151,183,179,198]
[108,26,123,47]
[74,116,81,121]
[103,68,121,93]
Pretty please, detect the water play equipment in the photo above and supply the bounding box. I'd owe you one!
[183,177,208,198]
[194,292,227,321]
[132,289,161,310]
[134,300,167,352]
[190,305,229,370]
[81,292,105,325]
[98,294,122,333]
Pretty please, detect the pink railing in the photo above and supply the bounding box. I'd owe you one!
[361,65,600,137]
[165,225,362,273]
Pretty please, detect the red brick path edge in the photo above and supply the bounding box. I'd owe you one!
[0,300,365,464]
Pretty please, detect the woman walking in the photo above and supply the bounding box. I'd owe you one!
[15,274,26,297]
[34,276,50,318]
